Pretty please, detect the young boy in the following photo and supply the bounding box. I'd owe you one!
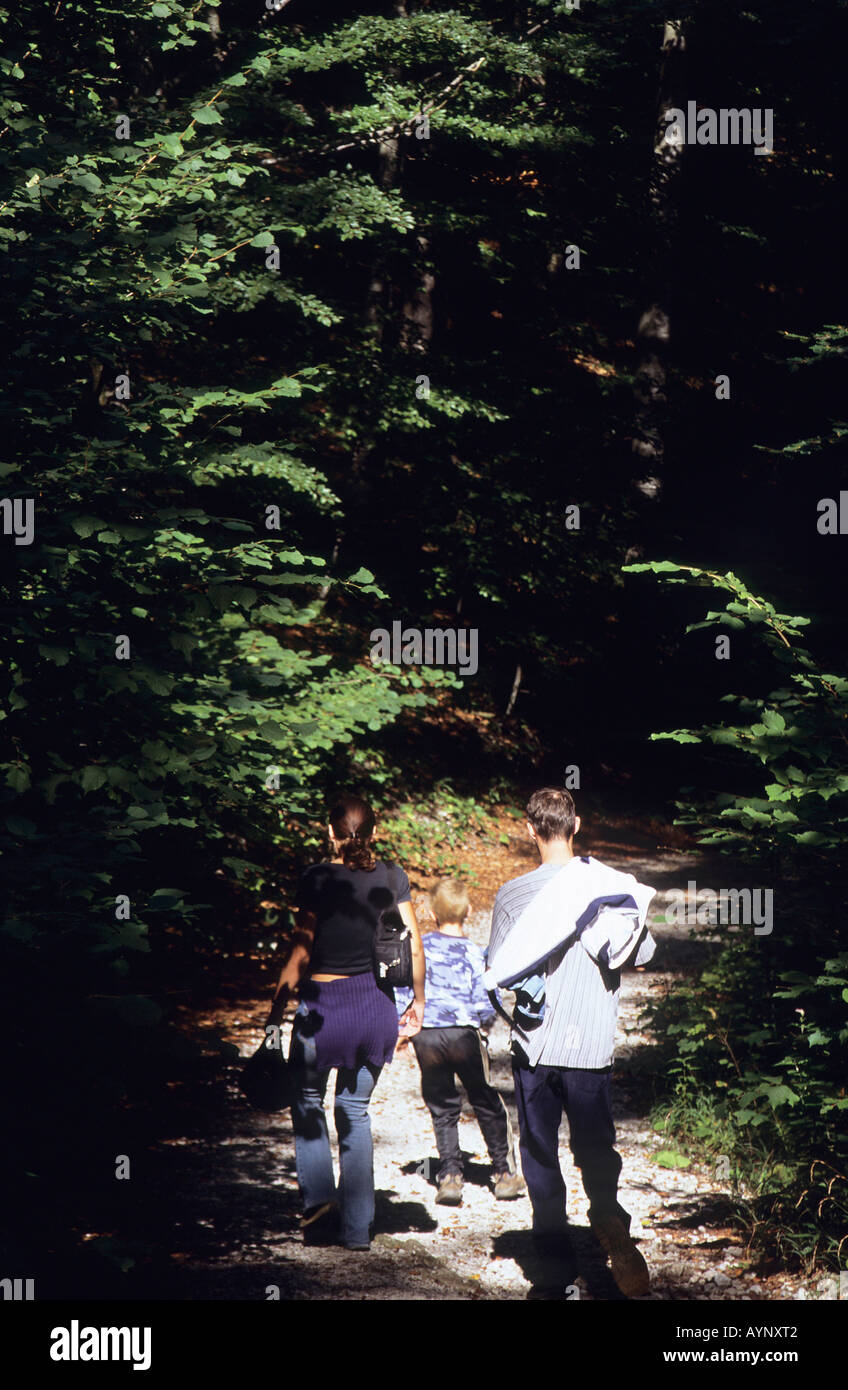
[397,878,524,1206]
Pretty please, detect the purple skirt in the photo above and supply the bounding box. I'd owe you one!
[292,972,399,1072]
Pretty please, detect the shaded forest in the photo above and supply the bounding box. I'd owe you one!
[1,0,846,1294]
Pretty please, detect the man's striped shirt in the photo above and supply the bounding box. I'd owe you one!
[485,858,656,1070]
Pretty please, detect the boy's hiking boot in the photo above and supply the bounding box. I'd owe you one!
[590,1213,650,1298]
[435,1173,463,1206]
[493,1170,525,1200]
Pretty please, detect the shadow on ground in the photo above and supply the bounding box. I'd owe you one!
[492,1225,626,1301]
[399,1155,498,1190]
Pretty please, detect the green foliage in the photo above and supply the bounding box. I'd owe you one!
[376,781,490,878]
[629,559,848,1268]
[756,327,848,455]
[0,0,453,906]
[623,561,848,864]
[0,0,451,1184]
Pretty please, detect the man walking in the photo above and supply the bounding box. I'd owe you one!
[484,788,655,1297]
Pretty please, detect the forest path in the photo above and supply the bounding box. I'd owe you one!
[165,812,815,1301]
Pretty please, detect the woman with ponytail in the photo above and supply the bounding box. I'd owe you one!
[266,794,425,1250]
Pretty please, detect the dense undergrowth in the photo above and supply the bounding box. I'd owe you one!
[632,560,848,1272]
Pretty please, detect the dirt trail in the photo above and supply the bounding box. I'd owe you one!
[161,815,820,1300]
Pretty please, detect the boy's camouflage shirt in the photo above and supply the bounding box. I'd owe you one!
[395,931,496,1029]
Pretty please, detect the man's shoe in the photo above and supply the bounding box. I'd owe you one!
[532,1229,574,1260]
[300,1201,339,1244]
[493,1170,525,1200]
[590,1213,650,1297]
[528,1228,579,1297]
[435,1173,463,1206]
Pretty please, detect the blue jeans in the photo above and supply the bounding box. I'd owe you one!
[512,1060,631,1236]
[289,1021,382,1248]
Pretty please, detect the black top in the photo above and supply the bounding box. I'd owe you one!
[296,859,412,976]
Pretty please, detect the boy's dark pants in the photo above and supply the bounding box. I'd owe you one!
[412,1026,514,1180]
[511,1058,631,1234]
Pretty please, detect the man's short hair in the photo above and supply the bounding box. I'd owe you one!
[526,787,577,842]
[430,878,470,925]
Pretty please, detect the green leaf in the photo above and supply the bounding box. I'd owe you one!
[74,172,102,193]
[760,708,786,733]
[38,645,70,666]
[763,1084,800,1109]
[192,106,223,126]
[652,1150,691,1169]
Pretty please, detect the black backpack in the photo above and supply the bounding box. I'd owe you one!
[372,865,414,988]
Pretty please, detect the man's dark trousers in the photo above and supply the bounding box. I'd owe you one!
[511,1057,631,1234]
[412,1026,513,1180]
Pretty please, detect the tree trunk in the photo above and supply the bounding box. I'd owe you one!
[505,663,523,719]
[335,2,410,573]
[399,235,435,354]
[631,20,687,503]
[364,134,402,339]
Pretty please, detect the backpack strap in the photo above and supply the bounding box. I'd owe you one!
[387,860,403,904]
[486,988,529,1040]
